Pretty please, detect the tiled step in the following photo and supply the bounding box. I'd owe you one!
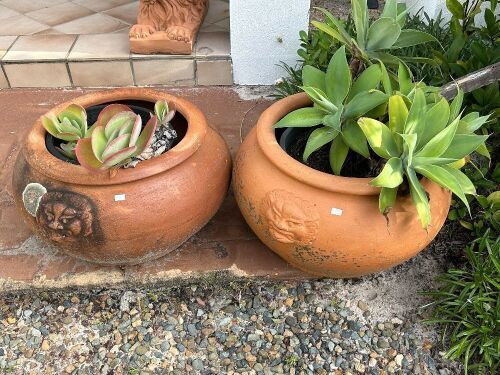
[0,32,232,88]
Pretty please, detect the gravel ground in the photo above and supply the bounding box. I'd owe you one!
[0,283,457,375]
[310,0,384,21]
[0,220,468,374]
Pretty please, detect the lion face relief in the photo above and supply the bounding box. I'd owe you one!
[36,191,95,243]
[261,190,320,245]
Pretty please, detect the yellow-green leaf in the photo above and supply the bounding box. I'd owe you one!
[407,167,431,228]
[415,164,470,213]
[416,116,459,158]
[404,88,426,135]
[379,187,398,215]
[370,157,403,188]
[388,95,408,133]
[358,117,399,159]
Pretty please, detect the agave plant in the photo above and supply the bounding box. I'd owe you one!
[75,104,157,172]
[274,46,394,174]
[312,0,438,70]
[357,88,490,228]
[41,104,88,159]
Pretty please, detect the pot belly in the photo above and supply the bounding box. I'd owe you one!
[13,128,231,265]
[233,129,451,278]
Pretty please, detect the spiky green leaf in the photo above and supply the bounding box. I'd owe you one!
[366,18,401,51]
[302,65,327,93]
[418,98,451,147]
[342,120,370,158]
[441,134,490,159]
[329,135,349,175]
[344,90,389,119]
[325,46,351,105]
[392,29,438,48]
[303,127,338,162]
[347,64,382,101]
[352,0,369,48]
[274,107,326,128]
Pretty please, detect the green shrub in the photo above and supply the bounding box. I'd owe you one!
[424,231,499,374]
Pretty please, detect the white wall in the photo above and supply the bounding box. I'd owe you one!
[404,0,450,19]
[230,0,311,85]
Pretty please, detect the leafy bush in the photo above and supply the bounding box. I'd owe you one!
[424,231,499,374]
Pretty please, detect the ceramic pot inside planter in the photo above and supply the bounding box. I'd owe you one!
[13,88,231,265]
[233,93,451,278]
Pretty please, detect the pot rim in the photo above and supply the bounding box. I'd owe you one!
[24,88,207,186]
[256,92,429,196]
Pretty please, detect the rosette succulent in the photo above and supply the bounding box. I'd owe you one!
[75,104,158,172]
[275,46,396,174]
[358,88,490,228]
[41,104,88,159]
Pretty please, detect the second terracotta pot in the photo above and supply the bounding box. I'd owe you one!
[233,93,451,278]
[13,88,231,265]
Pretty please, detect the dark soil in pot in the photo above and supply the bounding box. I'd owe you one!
[278,126,385,178]
[45,100,187,164]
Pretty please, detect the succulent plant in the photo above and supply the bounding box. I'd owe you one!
[75,104,158,172]
[154,100,175,126]
[41,104,88,159]
[357,88,490,228]
[312,0,438,70]
[274,46,394,174]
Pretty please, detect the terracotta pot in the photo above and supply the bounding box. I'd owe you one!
[13,88,231,265]
[233,93,451,278]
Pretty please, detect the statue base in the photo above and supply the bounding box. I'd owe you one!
[130,31,194,55]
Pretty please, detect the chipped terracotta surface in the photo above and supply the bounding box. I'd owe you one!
[233,93,452,278]
[0,86,309,292]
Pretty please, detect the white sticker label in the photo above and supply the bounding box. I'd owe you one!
[330,207,343,216]
[114,194,126,202]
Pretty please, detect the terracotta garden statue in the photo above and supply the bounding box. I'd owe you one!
[129,0,209,55]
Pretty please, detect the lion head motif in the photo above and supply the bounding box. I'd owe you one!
[261,190,320,245]
[36,191,96,243]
